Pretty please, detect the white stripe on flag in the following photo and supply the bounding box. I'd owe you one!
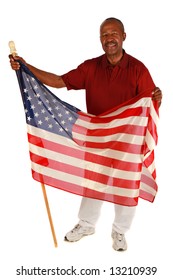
[73,131,145,145]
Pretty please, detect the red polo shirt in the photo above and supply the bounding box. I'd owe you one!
[61,51,155,115]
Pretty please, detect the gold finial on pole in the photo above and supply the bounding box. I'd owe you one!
[8,41,18,57]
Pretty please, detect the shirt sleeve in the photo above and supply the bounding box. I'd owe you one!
[137,67,156,94]
[61,61,87,90]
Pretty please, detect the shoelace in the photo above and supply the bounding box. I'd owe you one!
[72,224,81,232]
[117,233,123,241]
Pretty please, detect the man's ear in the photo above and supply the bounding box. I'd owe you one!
[123,33,126,41]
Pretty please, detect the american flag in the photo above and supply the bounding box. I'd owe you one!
[16,62,159,206]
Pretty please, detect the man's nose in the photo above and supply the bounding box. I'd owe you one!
[106,33,115,41]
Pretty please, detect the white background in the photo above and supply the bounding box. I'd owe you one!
[1,0,172,279]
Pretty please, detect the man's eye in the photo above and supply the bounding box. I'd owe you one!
[102,34,108,38]
[111,32,118,36]
[101,32,118,38]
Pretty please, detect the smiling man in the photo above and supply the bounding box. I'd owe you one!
[100,18,126,64]
[9,17,162,251]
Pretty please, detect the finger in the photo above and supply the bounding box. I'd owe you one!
[153,92,162,97]
[152,87,161,95]
[9,59,20,70]
[9,54,21,60]
[153,89,162,97]
[152,94,162,103]
[154,87,160,91]
[9,54,15,61]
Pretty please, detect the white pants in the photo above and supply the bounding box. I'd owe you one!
[78,197,136,234]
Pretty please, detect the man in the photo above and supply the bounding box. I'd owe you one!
[9,17,162,251]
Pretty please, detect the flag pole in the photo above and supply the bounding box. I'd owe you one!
[41,183,58,247]
[9,41,58,247]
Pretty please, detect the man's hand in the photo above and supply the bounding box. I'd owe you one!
[152,87,162,107]
[9,54,26,70]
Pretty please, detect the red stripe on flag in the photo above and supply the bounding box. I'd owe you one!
[141,174,158,192]
[144,150,155,168]
[139,189,156,203]
[147,114,158,145]
[73,124,147,137]
[73,139,144,154]
[78,106,150,123]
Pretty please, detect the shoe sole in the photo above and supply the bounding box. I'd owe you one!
[64,231,95,242]
[112,244,127,251]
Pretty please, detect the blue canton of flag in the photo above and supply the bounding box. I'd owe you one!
[17,62,80,139]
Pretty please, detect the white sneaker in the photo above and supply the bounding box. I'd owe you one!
[111,231,127,251]
[64,224,95,242]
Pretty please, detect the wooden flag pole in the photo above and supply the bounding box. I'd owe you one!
[9,41,58,247]
[41,183,58,247]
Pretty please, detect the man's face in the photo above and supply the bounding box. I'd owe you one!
[100,21,126,57]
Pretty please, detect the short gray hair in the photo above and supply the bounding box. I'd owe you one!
[100,17,125,33]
